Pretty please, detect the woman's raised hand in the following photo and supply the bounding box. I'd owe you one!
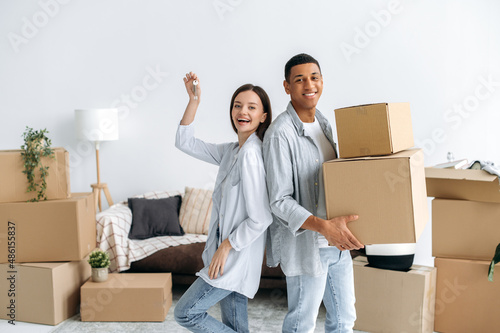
[180,72,201,125]
[183,72,201,101]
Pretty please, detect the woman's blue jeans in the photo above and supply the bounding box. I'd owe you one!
[174,277,249,332]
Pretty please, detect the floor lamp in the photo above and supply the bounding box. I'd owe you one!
[75,109,119,212]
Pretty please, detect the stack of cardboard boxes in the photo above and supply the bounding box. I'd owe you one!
[426,168,500,332]
[323,103,436,333]
[324,103,428,245]
[0,148,96,325]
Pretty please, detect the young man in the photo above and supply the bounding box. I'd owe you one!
[263,53,364,333]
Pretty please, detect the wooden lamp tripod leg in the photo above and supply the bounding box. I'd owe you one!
[96,143,102,212]
[91,142,113,212]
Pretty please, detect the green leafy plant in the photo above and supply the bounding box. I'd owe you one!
[488,243,500,282]
[20,126,54,202]
[88,249,111,269]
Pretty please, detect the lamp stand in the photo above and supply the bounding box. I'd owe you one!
[91,142,114,212]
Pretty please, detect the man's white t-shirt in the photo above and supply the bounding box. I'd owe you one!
[302,118,336,248]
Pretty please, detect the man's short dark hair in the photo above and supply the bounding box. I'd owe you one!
[284,53,321,83]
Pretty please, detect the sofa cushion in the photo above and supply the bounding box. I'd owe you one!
[179,187,213,235]
[128,242,206,274]
[128,196,184,239]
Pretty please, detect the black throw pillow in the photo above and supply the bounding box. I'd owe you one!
[128,196,185,240]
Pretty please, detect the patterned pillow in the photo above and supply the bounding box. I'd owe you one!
[179,187,213,235]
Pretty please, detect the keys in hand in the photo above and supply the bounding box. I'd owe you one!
[193,80,198,100]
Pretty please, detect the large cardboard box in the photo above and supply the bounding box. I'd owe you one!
[334,102,414,158]
[323,149,428,244]
[434,258,500,333]
[0,260,90,325]
[353,256,436,333]
[0,193,96,263]
[432,198,500,261]
[0,147,70,203]
[425,167,500,203]
[80,273,172,322]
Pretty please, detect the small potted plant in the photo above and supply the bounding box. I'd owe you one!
[88,249,111,282]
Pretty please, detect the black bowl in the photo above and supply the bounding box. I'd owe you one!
[366,254,415,271]
[365,243,416,271]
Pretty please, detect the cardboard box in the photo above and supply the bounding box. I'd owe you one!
[353,256,436,333]
[434,258,500,333]
[80,273,172,322]
[323,149,428,244]
[432,198,500,261]
[0,260,90,325]
[0,147,70,203]
[425,167,500,203]
[0,193,96,263]
[334,103,414,158]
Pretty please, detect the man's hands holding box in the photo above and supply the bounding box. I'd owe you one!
[303,214,364,251]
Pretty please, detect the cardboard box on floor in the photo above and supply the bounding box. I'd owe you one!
[425,167,500,203]
[353,256,436,333]
[434,258,500,333]
[334,102,414,158]
[0,260,91,325]
[0,147,70,203]
[80,273,172,322]
[0,193,96,263]
[432,198,500,261]
[324,149,428,244]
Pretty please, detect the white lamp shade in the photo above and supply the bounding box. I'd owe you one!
[75,109,119,142]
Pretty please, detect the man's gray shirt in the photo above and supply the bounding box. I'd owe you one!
[263,102,338,277]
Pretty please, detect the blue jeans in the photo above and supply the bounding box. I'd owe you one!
[174,277,249,332]
[283,247,356,333]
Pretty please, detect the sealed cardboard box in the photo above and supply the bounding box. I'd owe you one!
[0,260,90,325]
[434,258,500,333]
[425,167,500,203]
[0,193,96,263]
[0,147,70,203]
[353,256,436,333]
[324,149,428,244]
[334,102,414,158]
[432,198,500,261]
[80,273,172,322]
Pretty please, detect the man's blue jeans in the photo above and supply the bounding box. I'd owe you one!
[174,277,249,332]
[283,246,356,333]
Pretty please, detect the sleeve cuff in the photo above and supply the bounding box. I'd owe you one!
[288,210,313,235]
[228,234,241,252]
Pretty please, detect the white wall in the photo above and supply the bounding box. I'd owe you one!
[1,0,499,266]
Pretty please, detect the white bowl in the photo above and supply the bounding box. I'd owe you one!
[365,243,416,256]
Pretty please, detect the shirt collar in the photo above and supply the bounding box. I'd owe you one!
[286,102,306,136]
[246,132,259,144]
[238,131,260,151]
[286,101,329,136]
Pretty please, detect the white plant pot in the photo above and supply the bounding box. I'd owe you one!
[91,267,109,282]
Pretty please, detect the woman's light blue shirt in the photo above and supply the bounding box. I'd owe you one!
[175,123,272,298]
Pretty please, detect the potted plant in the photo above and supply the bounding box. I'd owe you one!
[88,249,111,282]
[20,126,54,202]
[488,243,500,282]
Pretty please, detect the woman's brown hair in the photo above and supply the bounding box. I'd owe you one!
[229,84,272,141]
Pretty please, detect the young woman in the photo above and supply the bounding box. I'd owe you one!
[174,72,273,332]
